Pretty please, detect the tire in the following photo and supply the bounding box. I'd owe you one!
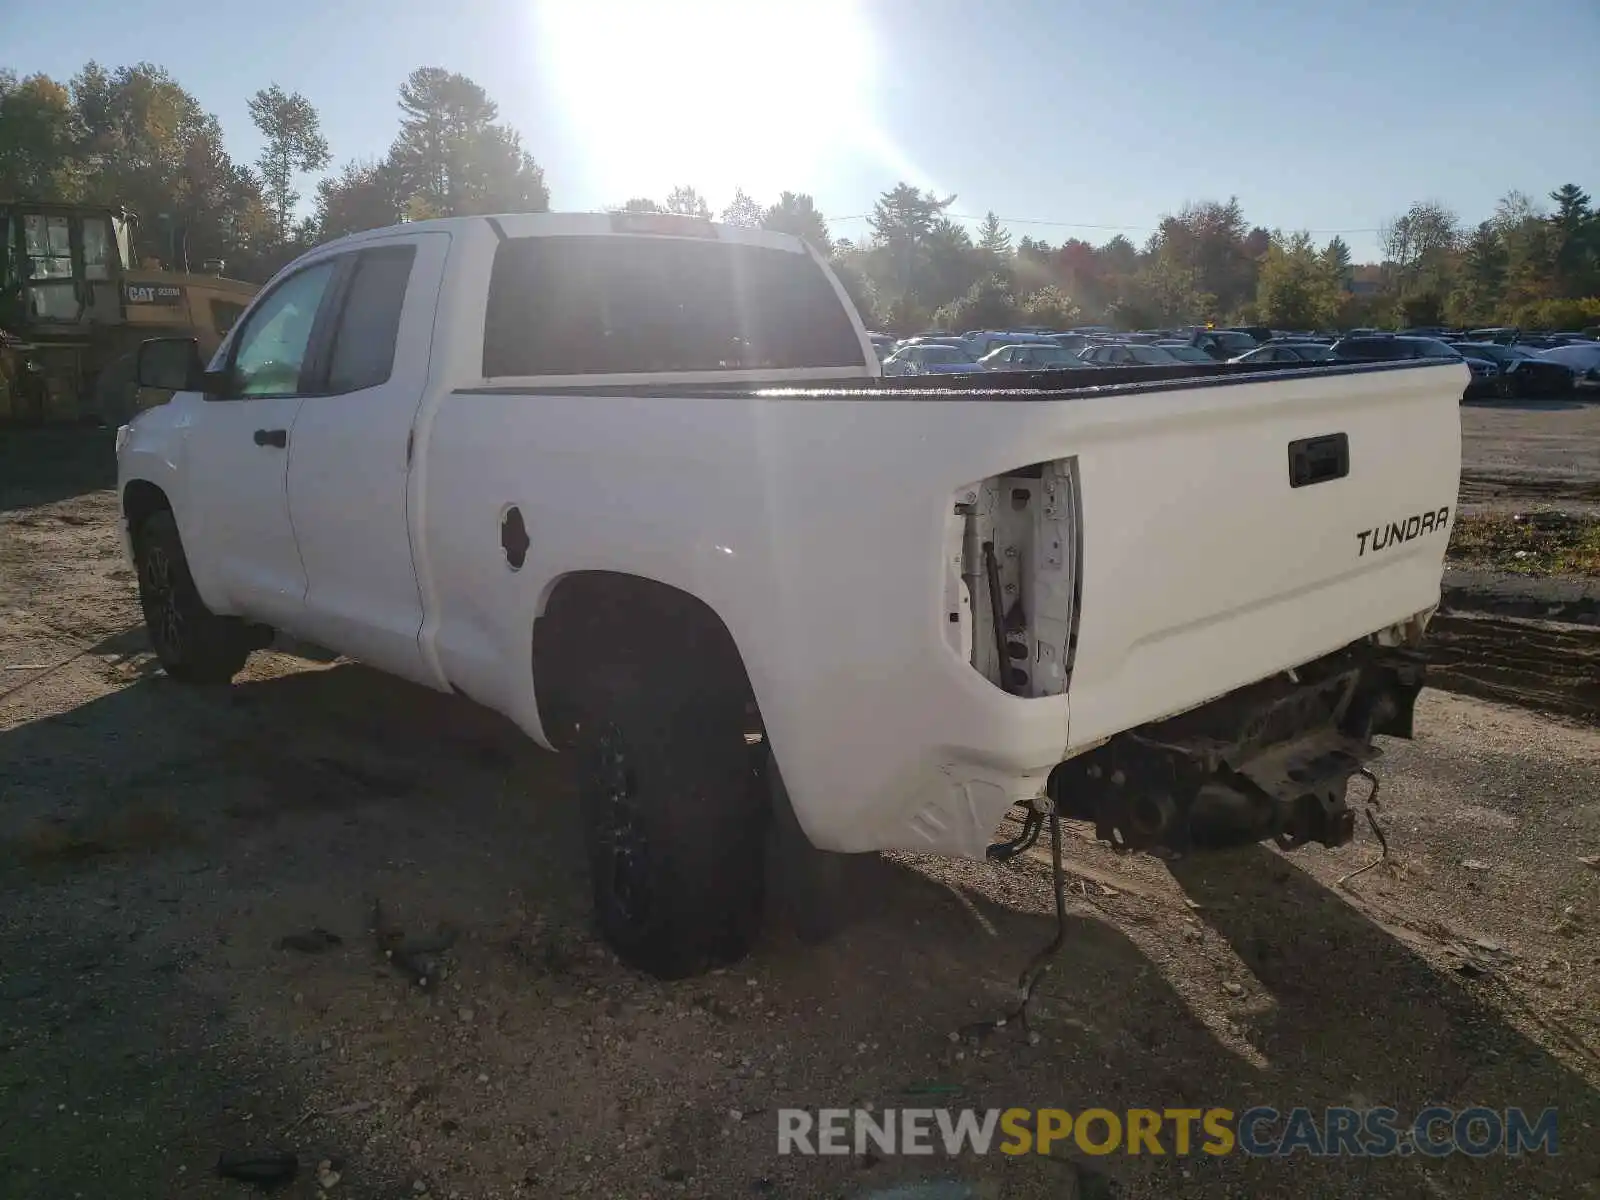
[763,748,859,945]
[574,681,767,979]
[133,511,253,684]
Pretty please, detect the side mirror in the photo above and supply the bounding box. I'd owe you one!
[136,337,210,392]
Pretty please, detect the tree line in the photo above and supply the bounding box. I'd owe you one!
[3,61,1597,334]
[0,62,546,282]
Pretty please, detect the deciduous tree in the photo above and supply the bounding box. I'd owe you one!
[315,159,400,239]
[0,71,83,200]
[664,185,710,218]
[1256,231,1338,329]
[933,273,1015,332]
[719,188,764,228]
[247,83,330,245]
[1017,285,1080,329]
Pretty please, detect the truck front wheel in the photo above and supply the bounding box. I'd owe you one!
[133,511,254,684]
[574,685,766,979]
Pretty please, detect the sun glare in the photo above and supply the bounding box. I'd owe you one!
[536,1,875,205]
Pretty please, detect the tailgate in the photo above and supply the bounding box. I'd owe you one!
[1063,360,1462,748]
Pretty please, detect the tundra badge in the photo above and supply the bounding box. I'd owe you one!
[1358,506,1451,557]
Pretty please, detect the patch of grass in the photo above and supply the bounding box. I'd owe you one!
[1448,510,1600,577]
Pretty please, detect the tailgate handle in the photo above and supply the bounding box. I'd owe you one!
[1288,433,1348,488]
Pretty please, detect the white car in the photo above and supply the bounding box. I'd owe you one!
[116,211,1462,978]
[1078,342,1185,366]
[963,330,1066,358]
[881,343,984,375]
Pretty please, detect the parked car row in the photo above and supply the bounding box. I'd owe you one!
[866,323,1598,397]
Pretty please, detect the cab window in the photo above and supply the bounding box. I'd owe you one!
[226,260,338,397]
[81,216,114,281]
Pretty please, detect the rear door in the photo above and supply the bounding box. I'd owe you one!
[286,232,449,684]
[183,256,341,627]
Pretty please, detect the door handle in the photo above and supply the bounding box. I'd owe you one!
[1288,433,1349,488]
[253,428,288,448]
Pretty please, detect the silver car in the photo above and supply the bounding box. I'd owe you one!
[977,344,1090,371]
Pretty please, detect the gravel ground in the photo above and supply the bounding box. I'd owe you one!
[1458,397,1600,516]
[2,427,1598,1200]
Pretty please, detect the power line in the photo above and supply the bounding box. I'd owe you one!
[825,211,1383,235]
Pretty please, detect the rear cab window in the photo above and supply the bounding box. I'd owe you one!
[481,234,867,378]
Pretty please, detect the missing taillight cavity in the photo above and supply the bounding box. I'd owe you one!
[945,458,1082,697]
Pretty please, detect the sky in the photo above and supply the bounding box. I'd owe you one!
[4,0,1598,262]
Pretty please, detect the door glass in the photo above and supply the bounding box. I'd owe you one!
[20,213,80,321]
[210,299,246,337]
[324,245,416,393]
[81,216,114,281]
[229,260,337,397]
[24,215,73,279]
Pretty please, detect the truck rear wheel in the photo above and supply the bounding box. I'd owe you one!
[574,683,766,979]
[763,749,859,945]
[133,511,253,684]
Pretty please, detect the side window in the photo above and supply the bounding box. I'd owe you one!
[324,245,417,394]
[23,214,72,279]
[227,259,338,398]
[81,216,114,281]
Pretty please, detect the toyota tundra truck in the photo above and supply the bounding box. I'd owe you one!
[115,212,1463,978]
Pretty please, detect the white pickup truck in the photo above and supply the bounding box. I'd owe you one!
[116,212,1462,978]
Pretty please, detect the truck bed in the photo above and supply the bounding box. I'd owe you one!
[431,356,1463,855]
[456,357,1436,399]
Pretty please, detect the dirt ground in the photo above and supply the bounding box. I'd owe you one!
[1457,396,1600,519]
[2,417,1599,1200]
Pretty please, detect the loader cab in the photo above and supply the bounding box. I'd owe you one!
[1,203,258,424]
[0,204,130,332]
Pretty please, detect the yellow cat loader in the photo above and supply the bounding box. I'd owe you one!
[0,202,258,425]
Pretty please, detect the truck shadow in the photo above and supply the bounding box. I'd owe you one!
[1165,846,1599,1192]
[0,427,118,512]
[2,662,1596,1196]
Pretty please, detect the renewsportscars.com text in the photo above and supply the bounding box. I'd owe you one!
[777,1106,1559,1158]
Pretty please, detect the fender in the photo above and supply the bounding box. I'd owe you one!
[437,537,794,760]
[116,400,215,599]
